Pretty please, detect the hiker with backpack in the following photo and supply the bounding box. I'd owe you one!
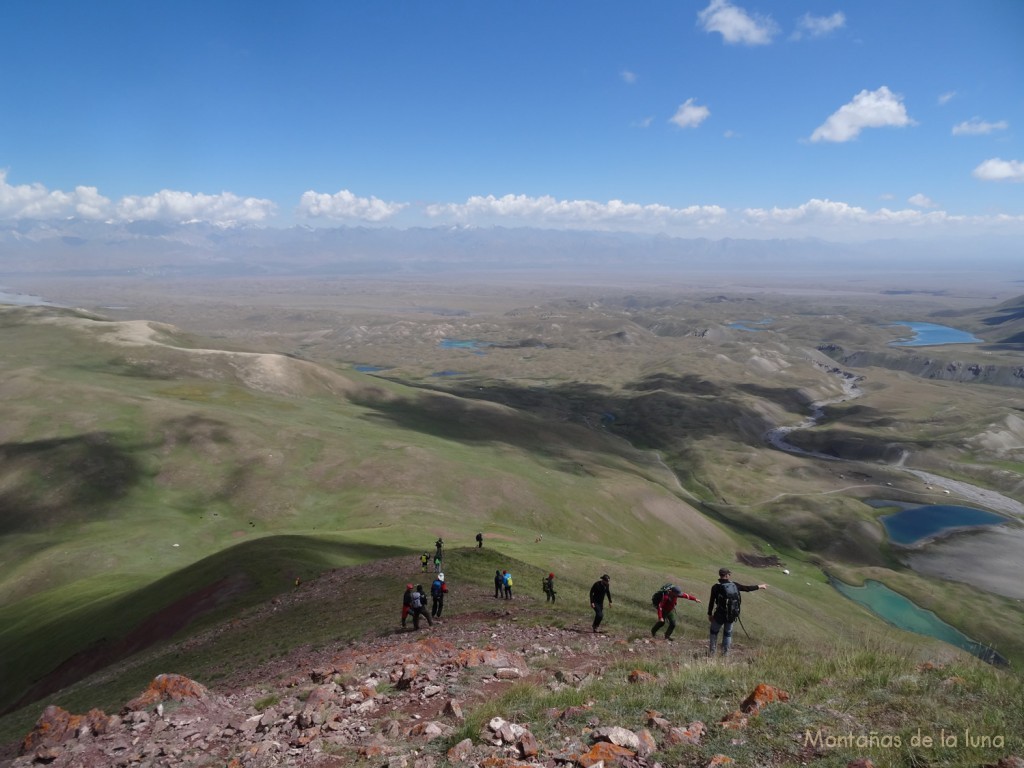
[494,569,503,598]
[503,570,514,599]
[431,573,448,618]
[401,583,415,629]
[543,573,557,602]
[589,574,612,632]
[420,552,429,573]
[476,532,483,548]
[651,584,700,641]
[410,584,433,629]
[708,567,766,656]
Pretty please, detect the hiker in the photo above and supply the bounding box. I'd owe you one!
[410,584,432,629]
[435,537,444,560]
[494,569,504,598]
[651,585,700,642]
[401,583,414,628]
[543,573,557,602]
[589,574,612,632]
[503,570,514,599]
[708,567,766,656]
[431,573,448,618]
[434,554,442,573]
[420,552,429,572]
[476,532,483,548]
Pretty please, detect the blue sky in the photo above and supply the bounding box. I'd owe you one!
[2,0,1022,240]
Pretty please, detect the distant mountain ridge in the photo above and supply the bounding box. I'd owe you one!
[1,220,1021,277]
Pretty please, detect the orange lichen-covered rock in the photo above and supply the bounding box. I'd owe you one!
[628,669,655,683]
[124,673,210,711]
[578,741,636,767]
[19,705,111,754]
[739,683,790,714]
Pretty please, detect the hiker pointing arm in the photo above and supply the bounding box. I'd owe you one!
[708,567,766,657]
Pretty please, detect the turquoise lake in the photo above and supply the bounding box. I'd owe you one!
[887,322,981,346]
[830,578,1005,665]
[727,319,772,332]
[439,339,491,353]
[866,500,1009,546]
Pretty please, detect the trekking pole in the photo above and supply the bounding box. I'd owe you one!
[737,615,751,640]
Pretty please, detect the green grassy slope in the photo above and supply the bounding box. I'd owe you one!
[1,300,1021,735]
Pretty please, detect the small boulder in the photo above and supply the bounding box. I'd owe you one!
[124,674,209,711]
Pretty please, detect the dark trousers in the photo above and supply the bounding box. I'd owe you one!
[592,604,605,630]
[411,606,432,629]
[652,611,676,638]
[431,595,445,617]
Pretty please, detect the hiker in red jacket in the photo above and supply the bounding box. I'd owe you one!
[652,586,700,641]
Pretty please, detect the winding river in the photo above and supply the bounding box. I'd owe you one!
[766,367,1024,519]
[765,364,1021,664]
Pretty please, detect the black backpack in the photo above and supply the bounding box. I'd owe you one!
[651,583,674,608]
[717,581,741,622]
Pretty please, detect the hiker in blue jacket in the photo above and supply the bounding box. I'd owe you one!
[431,573,448,618]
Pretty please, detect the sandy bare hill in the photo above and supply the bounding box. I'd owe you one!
[31,310,379,400]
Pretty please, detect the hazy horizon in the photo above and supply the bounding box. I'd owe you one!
[1,1,1022,246]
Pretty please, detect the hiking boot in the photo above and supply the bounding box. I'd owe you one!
[665,636,675,642]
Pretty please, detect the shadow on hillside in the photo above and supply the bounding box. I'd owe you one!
[0,432,151,535]
[1,535,410,716]
[350,373,798,462]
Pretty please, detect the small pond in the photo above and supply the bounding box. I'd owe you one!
[830,577,1005,665]
[727,319,773,332]
[439,339,491,354]
[866,499,1009,546]
[887,322,981,347]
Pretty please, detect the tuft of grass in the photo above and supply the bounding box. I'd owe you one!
[252,694,280,712]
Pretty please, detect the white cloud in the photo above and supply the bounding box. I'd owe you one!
[297,189,407,221]
[621,70,637,84]
[0,171,274,224]
[632,116,654,128]
[792,11,846,40]
[952,117,1009,136]
[670,98,711,129]
[0,170,112,220]
[938,91,957,106]
[908,193,938,209]
[810,86,915,142]
[742,198,961,229]
[425,194,727,229]
[739,198,1024,237]
[117,190,276,224]
[972,158,1024,182]
[698,0,777,45]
